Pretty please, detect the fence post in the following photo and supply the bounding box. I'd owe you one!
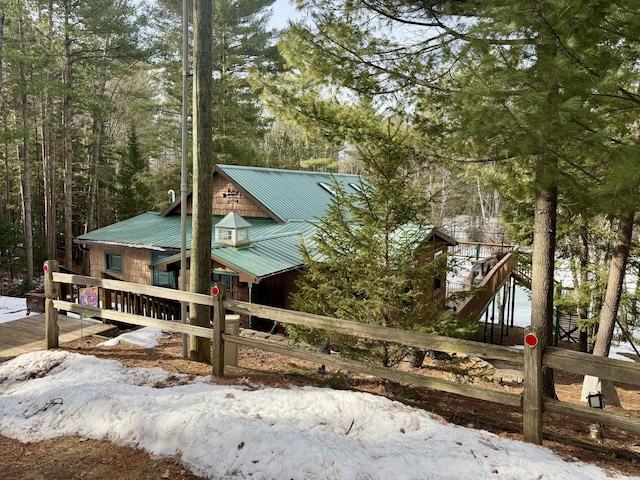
[224,314,240,366]
[44,260,60,349]
[211,282,227,377]
[523,326,544,444]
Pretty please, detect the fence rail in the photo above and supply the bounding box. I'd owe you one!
[43,260,640,446]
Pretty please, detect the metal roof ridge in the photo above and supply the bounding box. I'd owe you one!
[217,164,361,177]
[251,230,309,242]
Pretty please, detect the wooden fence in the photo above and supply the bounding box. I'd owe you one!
[43,260,640,446]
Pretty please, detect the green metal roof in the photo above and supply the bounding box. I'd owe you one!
[211,233,305,280]
[75,165,454,283]
[75,213,315,281]
[217,165,364,222]
[76,213,315,250]
[75,212,191,251]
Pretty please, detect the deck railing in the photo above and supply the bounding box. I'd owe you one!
[454,252,516,320]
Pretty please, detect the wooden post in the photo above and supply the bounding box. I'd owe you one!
[100,288,111,324]
[224,314,240,366]
[44,260,60,349]
[211,282,227,377]
[523,326,544,444]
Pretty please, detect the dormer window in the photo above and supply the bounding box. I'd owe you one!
[215,211,251,247]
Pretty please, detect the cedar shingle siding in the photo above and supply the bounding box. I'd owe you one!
[91,245,152,285]
[212,176,270,218]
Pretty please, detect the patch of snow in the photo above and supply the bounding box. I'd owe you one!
[98,327,165,348]
[0,350,636,480]
[0,296,29,325]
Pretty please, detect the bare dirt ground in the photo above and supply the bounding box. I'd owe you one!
[2,326,640,479]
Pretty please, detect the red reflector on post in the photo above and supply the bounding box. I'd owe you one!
[525,333,538,348]
[211,285,220,297]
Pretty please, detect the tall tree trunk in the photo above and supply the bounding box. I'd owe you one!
[577,227,590,353]
[530,159,558,399]
[189,0,214,363]
[83,111,102,275]
[85,104,103,236]
[0,12,8,220]
[84,58,107,275]
[530,18,563,399]
[581,209,634,408]
[63,2,74,269]
[42,93,56,261]
[592,209,635,357]
[42,3,56,262]
[18,18,33,286]
[85,48,108,237]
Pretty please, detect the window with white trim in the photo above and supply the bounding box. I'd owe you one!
[217,228,233,241]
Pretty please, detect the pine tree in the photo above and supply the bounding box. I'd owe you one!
[115,126,152,220]
[291,117,474,367]
[267,0,640,391]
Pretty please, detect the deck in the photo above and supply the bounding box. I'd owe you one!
[0,313,117,361]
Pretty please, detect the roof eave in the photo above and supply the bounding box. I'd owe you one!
[73,238,170,251]
[431,229,458,246]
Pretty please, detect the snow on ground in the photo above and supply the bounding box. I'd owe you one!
[1,346,638,480]
[98,327,165,348]
[0,296,29,324]
[0,306,639,478]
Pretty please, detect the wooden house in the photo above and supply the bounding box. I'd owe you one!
[75,165,456,330]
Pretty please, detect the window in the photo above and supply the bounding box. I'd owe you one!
[217,228,233,241]
[433,276,442,294]
[237,228,249,242]
[153,270,177,289]
[151,252,178,289]
[105,252,123,274]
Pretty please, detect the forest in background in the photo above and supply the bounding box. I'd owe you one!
[1,1,639,370]
[0,0,506,294]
